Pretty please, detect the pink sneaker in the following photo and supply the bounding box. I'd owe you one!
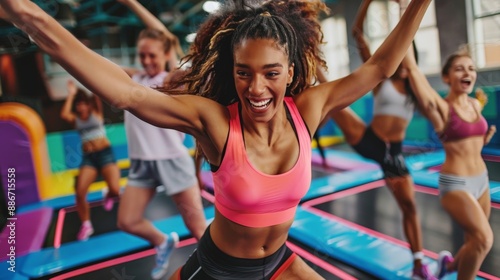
[77,222,94,241]
[103,195,114,211]
[412,264,437,280]
[436,250,454,279]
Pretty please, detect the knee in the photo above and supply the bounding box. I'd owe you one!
[470,227,494,254]
[117,216,137,233]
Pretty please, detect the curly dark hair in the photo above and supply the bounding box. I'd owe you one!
[164,0,329,106]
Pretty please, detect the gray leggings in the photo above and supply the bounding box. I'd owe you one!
[438,171,489,199]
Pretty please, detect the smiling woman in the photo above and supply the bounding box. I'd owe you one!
[402,42,496,278]
[0,0,432,279]
[233,39,294,122]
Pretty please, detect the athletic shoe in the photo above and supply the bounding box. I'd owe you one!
[412,264,438,280]
[436,250,454,279]
[77,222,94,241]
[103,194,114,211]
[151,232,179,280]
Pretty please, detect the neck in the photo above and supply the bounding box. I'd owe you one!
[242,106,288,146]
[447,91,469,106]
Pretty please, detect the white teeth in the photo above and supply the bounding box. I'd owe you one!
[249,99,271,108]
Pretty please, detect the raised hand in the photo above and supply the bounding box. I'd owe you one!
[485,125,497,145]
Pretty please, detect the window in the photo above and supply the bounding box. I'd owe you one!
[364,1,441,74]
[320,17,350,80]
[469,0,500,68]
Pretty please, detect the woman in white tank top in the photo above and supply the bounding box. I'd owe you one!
[115,1,207,279]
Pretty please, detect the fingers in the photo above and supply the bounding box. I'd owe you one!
[489,125,497,134]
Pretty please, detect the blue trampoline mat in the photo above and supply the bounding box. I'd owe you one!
[290,207,484,280]
[14,206,215,278]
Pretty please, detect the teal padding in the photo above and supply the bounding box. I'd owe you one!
[111,144,128,160]
[61,131,82,169]
[183,134,196,150]
[406,117,430,141]
[303,169,383,201]
[290,207,431,279]
[104,123,127,146]
[290,207,484,280]
[324,148,376,163]
[18,189,105,213]
[18,206,215,278]
[480,86,497,119]
[483,147,500,156]
[412,170,439,188]
[0,261,30,280]
[46,133,66,172]
[488,181,500,202]
[406,150,445,171]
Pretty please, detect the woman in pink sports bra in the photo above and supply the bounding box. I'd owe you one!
[403,45,496,279]
[0,0,431,278]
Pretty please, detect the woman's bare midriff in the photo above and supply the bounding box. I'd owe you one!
[371,115,409,142]
[210,208,293,259]
[82,137,111,153]
[441,136,486,176]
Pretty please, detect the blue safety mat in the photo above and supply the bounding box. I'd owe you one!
[15,207,214,278]
[19,190,105,214]
[322,147,445,172]
[303,169,383,201]
[405,150,445,171]
[483,146,500,156]
[289,207,484,280]
[412,170,500,203]
[0,263,30,280]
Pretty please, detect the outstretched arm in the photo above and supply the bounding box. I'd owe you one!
[0,0,217,137]
[352,0,373,63]
[398,1,448,132]
[93,94,104,117]
[118,0,183,66]
[60,80,77,124]
[301,0,433,128]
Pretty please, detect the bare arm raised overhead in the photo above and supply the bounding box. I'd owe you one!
[298,0,433,131]
[0,0,225,141]
[351,0,373,63]
[117,0,183,69]
[60,80,78,124]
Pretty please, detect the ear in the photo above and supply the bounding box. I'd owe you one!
[442,75,450,85]
[288,63,294,84]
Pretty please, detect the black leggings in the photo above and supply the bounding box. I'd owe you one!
[351,126,409,178]
[179,227,296,280]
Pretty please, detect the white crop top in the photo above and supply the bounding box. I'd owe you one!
[373,79,415,121]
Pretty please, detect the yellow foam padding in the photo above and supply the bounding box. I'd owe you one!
[46,159,131,199]
[0,103,51,200]
[47,170,128,198]
[311,135,345,148]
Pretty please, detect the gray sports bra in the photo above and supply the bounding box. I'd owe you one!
[373,79,414,121]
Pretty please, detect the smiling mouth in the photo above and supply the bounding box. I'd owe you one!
[248,98,272,110]
[460,79,472,87]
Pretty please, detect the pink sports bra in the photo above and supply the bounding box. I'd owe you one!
[438,100,488,142]
[212,97,312,228]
